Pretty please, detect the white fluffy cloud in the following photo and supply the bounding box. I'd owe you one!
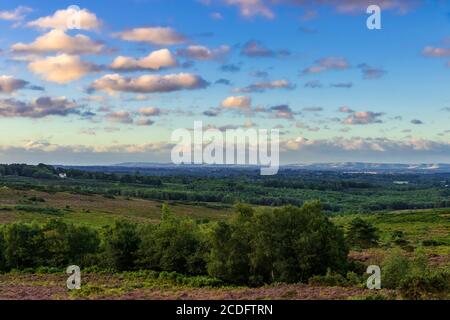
[106,111,133,124]
[139,107,162,116]
[176,45,230,60]
[27,7,101,31]
[89,73,209,93]
[110,49,177,71]
[210,0,419,19]
[0,6,32,21]
[302,57,350,74]
[113,27,186,45]
[343,111,384,125]
[233,79,294,93]
[221,95,252,109]
[11,30,104,55]
[422,46,450,57]
[28,54,100,84]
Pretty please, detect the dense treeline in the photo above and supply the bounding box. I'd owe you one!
[1,163,450,212]
[0,201,349,286]
[0,164,162,186]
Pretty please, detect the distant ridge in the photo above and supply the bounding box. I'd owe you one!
[111,162,450,173]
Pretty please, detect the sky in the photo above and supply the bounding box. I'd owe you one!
[0,0,449,165]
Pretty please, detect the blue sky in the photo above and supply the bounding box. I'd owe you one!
[0,0,449,165]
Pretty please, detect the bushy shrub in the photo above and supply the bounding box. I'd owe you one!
[382,249,450,299]
[382,249,412,289]
[399,270,450,300]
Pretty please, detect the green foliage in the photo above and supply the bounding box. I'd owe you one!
[382,249,412,289]
[382,249,450,299]
[346,218,379,249]
[137,205,207,275]
[208,201,349,285]
[398,270,450,300]
[102,220,141,271]
[308,269,362,287]
[0,231,5,271]
[0,220,100,271]
[14,205,64,216]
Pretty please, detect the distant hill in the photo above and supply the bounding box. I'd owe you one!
[112,162,450,173]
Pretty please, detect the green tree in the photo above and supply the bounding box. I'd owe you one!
[103,220,141,271]
[208,201,348,285]
[0,230,6,271]
[346,217,379,249]
[137,205,207,274]
[3,222,43,269]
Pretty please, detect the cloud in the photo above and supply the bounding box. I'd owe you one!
[303,0,419,14]
[270,104,295,119]
[176,45,230,60]
[343,111,384,125]
[0,6,32,22]
[281,137,450,161]
[0,76,30,93]
[338,106,355,113]
[28,54,100,83]
[331,82,353,88]
[27,7,101,31]
[302,57,350,74]
[296,121,320,132]
[233,79,294,93]
[113,27,186,45]
[422,46,450,57]
[241,40,289,57]
[250,70,269,77]
[203,109,221,117]
[215,78,231,85]
[0,96,82,118]
[139,107,162,116]
[302,107,323,112]
[357,64,386,79]
[221,95,252,108]
[411,119,424,125]
[224,0,274,19]
[3,136,450,165]
[304,80,323,88]
[11,30,105,55]
[136,118,155,126]
[210,12,224,20]
[89,73,209,94]
[221,64,241,72]
[106,111,133,124]
[110,49,178,71]
[212,0,419,19]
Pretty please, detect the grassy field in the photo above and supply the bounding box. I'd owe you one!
[0,187,233,227]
